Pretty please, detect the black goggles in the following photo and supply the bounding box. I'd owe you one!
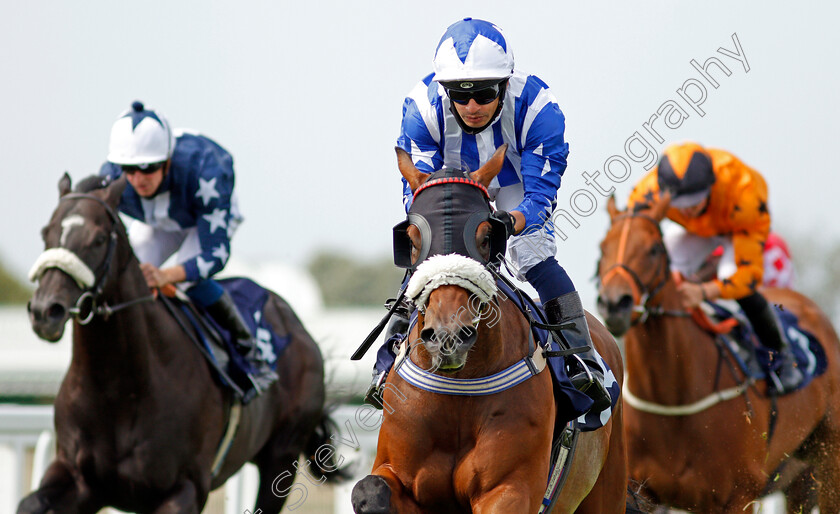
[445,83,502,105]
[120,162,164,175]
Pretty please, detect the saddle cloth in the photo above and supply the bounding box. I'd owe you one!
[176,277,291,389]
[704,300,828,393]
[495,280,620,432]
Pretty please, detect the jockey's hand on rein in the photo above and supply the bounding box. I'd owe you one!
[676,281,705,309]
[493,210,517,237]
[140,263,168,289]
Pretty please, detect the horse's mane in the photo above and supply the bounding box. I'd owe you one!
[75,175,111,193]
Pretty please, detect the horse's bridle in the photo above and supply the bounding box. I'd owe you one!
[599,213,675,324]
[32,192,155,324]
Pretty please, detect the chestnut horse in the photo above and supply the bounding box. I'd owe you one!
[21,174,341,513]
[351,147,627,513]
[596,195,840,512]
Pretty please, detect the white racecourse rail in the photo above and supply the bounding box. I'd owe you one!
[0,403,381,514]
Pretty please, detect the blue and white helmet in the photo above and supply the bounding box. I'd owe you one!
[432,18,514,84]
[107,101,175,166]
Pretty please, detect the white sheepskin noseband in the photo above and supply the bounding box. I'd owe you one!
[406,254,497,311]
[28,248,95,289]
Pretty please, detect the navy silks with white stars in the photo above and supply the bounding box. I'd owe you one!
[100,132,237,282]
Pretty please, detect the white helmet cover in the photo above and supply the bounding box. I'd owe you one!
[432,18,514,83]
[107,101,175,166]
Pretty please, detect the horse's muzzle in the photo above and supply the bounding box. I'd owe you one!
[597,293,634,337]
[28,271,76,342]
[420,325,478,371]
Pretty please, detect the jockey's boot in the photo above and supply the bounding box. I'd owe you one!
[738,293,803,394]
[364,310,410,410]
[544,291,612,413]
[206,291,278,403]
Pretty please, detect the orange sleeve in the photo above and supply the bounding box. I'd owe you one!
[713,172,771,299]
[626,170,661,211]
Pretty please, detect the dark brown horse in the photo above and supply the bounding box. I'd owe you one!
[596,194,840,512]
[351,147,627,513]
[21,174,341,513]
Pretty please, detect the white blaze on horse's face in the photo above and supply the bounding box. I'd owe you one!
[60,214,85,247]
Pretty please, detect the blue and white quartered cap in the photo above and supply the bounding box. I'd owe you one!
[432,18,515,84]
[107,101,175,167]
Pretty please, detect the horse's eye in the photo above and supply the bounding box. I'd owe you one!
[649,244,663,257]
[480,234,490,248]
[94,234,107,246]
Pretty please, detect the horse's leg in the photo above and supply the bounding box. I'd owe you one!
[253,453,298,514]
[16,460,99,514]
[576,406,628,514]
[150,481,202,514]
[352,472,423,514]
[814,438,840,513]
[782,464,817,514]
[470,483,534,514]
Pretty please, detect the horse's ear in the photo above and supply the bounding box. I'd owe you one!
[651,190,671,221]
[469,144,508,187]
[396,147,429,192]
[607,195,623,221]
[59,172,72,197]
[105,175,127,208]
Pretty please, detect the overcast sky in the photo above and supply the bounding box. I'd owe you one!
[2,1,838,310]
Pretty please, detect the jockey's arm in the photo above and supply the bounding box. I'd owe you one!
[397,90,445,212]
[139,263,186,289]
[515,103,568,232]
[714,183,770,300]
[510,210,526,234]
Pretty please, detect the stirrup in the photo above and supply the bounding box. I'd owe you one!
[364,371,388,410]
[768,352,804,395]
[568,355,612,413]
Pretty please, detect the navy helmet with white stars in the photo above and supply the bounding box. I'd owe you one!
[107,101,175,167]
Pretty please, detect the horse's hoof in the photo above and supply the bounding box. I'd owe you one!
[17,494,48,514]
[351,475,392,514]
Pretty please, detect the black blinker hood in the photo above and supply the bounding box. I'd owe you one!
[393,168,508,270]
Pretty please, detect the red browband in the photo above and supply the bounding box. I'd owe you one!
[413,177,490,200]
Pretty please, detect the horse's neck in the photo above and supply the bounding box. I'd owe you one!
[69,266,159,393]
[468,300,526,375]
[625,279,720,402]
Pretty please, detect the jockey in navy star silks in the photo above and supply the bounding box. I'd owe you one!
[365,18,611,413]
[99,101,276,402]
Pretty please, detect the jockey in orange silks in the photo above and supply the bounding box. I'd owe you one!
[627,142,802,393]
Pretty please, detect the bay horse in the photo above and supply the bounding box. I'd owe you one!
[351,147,627,513]
[596,194,840,512]
[21,173,342,513]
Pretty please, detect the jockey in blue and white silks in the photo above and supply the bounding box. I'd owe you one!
[365,18,611,414]
[99,100,274,403]
[397,69,568,274]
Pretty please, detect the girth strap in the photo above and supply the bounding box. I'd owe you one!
[211,400,242,478]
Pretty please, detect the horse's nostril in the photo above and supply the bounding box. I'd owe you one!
[47,303,66,322]
[420,328,436,343]
[617,295,633,311]
[458,326,476,344]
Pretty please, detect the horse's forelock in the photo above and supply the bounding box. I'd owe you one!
[75,175,111,193]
